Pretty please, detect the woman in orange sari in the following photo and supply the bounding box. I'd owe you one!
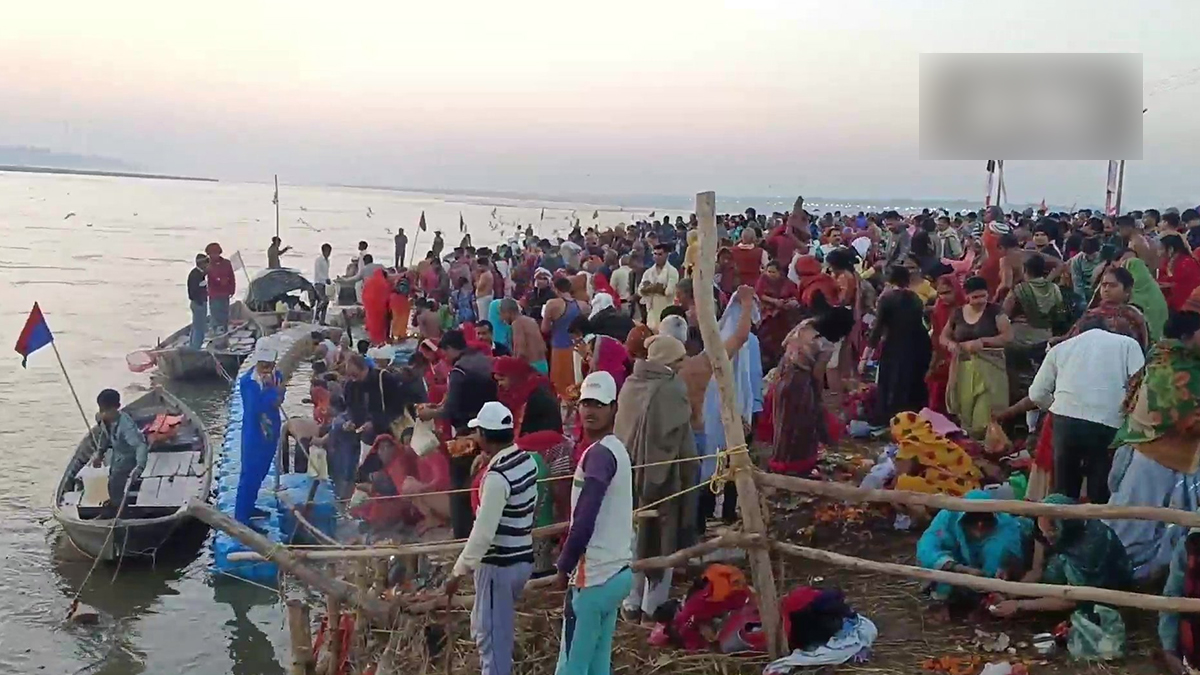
[926,273,967,414]
[388,271,413,341]
[361,268,392,345]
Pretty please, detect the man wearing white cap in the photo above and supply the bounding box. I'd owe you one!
[235,341,284,526]
[445,401,537,675]
[554,371,634,675]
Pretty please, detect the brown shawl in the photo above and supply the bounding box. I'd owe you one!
[614,359,698,576]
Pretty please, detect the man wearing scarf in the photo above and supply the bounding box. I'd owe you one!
[615,335,697,620]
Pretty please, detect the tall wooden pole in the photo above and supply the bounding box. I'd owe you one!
[692,191,784,657]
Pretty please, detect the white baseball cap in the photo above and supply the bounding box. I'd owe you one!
[469,401,515,431]
[579,371,617,405]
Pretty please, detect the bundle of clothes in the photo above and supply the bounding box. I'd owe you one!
[645,564,877,668]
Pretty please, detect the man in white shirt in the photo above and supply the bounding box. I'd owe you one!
[555,371,634,675]
[609,255,635,317]
[314,243,332,324]
[1028,316,1144,503]
[639,244,680,330]
[445,401,537,675]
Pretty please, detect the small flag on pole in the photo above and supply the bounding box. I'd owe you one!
[459,212,466,233]
[540,208,545,221]
[229,250,246,272]
[15,303,53,367]
[419,211,427,232]
[592,210,599,220]
[272,181,279,206]
[648,211,656,218]
[1038,198,1047,213]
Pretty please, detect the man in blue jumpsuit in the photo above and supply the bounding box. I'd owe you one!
[236,343,283,526]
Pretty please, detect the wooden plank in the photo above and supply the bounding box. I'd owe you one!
[138,476,202,506]
[134,477,163,505]
[693,190,784,657]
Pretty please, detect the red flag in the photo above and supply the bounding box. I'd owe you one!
[1038,198,1047,213]
[419,211,427,232]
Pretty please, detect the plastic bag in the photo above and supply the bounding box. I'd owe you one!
[410,419,440,457]
[1067,605,1125,661]
[984,422,1011,455]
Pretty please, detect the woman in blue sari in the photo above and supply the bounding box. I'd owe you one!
[916,490,1032,603]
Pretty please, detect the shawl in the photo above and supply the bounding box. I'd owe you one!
[1013,277,1067,330]
[701,296,763,479]
[1040,494,1133,591]
[916,490,1031,575]
[755,273,798,318]
[486,299,512,348]
[1112,340,1200,458]
[1161,253,1200,312]
[1065,302,1148,349]
[1124,257,1168,342]
[794,256,838,308]
[589,292,615,319]
[614,359,698,570]
[625,323,654,360]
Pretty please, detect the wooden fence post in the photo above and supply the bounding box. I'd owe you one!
[692,190,784,657]
[287,599,315,675]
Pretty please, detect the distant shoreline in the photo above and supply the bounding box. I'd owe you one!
[0,165,217,183]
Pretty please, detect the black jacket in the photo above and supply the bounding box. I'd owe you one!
[589,307,635,342]
[344,368,425,435]
[187,267,208,303]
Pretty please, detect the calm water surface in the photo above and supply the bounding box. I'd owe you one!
[0,172,673,673]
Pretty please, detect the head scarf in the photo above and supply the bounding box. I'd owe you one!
[493,356,549,430]
[851,237,871,259]
[205,242,223,258]
[658,315,690,344]
[646,334,686,366]
[794,256,838,308]
[1122,257,1168,342]
[931,273,966,339]
[589,292,615,320]
[625,323,654,360]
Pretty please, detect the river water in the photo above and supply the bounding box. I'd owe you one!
[0,172,676,674]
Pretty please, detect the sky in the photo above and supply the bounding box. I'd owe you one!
[2,0,1199,207]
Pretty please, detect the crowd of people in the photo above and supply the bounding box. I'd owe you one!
[218,197,1200,673]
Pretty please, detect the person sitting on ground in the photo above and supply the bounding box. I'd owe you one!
[916,490,1032,614]
[353,430,451,535]
[989,494,1132,618]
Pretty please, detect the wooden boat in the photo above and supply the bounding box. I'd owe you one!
[53,388,213,560]
[152,301,264,381]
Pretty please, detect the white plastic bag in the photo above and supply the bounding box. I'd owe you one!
[410,419,440,457]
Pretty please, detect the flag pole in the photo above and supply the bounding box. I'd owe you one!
[274,175,280,239]
[50,341,98,441]
[408,231,420,268]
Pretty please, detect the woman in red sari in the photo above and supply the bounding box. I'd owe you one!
[755,260,799,370]
[1158,233,1200,312]
[354,433,451,533]
[731,229,766,287]
[925,273,966,414]
[794,256,839,311]
[361,268,392,345]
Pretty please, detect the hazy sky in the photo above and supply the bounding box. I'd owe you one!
[3,0,1199,206]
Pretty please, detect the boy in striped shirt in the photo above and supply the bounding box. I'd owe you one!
[445,401,538,675]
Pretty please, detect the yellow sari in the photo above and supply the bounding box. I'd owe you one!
[891,412,982,496]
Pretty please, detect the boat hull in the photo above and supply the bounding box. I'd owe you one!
[155,349,246,381]
[58,514,190,561]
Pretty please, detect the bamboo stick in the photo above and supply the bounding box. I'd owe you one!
[756,471,1200,527]
[771,540,1200,613]
[693,190,784,657]
[287,600,315,675]
[324,595,342,675]
[186,501,394,622]
[225,522,569,563]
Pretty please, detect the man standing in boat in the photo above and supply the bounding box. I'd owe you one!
[205,242,236,334]
[236,343,284,528]
[188,253,209,349]
[267,236,291,269]
[394,227,408,269]
[91,389,149,517]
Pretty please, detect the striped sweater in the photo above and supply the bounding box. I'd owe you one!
[482,447,538,566]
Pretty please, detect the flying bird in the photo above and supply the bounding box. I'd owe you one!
[64,212,76,220]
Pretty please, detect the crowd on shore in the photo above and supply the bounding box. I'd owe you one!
[182,197,1200,673]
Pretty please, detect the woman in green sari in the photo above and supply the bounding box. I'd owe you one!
[1101,248,1168,342]
[990,494,1133,618]
[941,276,1013,437]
